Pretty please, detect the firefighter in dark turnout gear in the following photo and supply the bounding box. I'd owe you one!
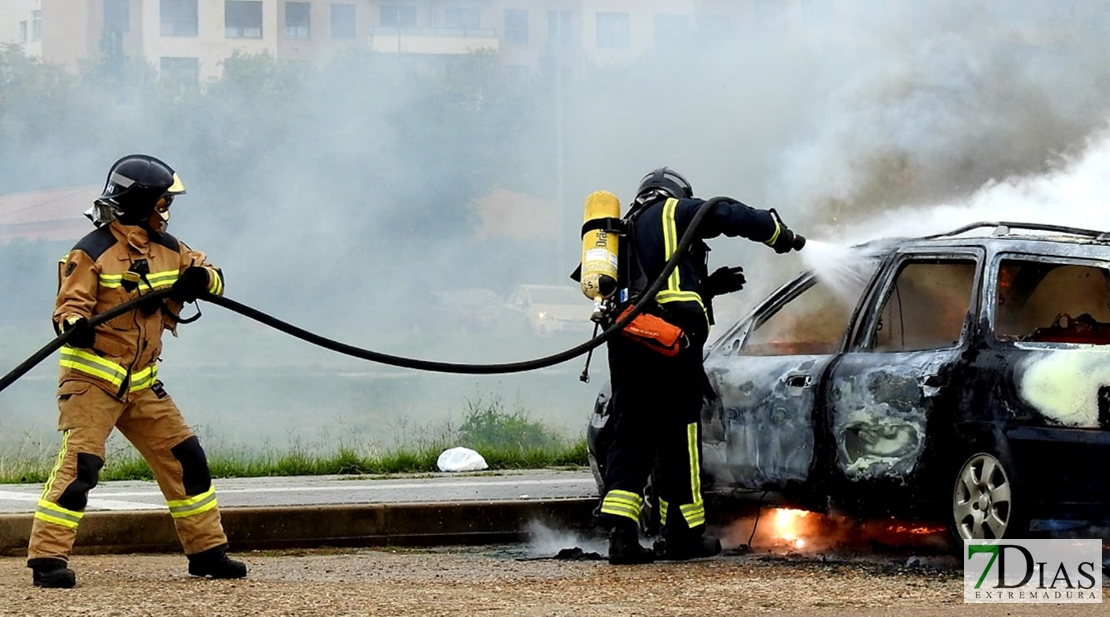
[27,155,247,588]
[600,167,803,565]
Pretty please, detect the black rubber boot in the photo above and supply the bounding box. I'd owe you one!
[187,544,248,579]
[28,557,76,589]
[608,527,656,565]
[654,533,723,561]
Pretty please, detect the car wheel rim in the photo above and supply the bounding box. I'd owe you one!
[952,453,1013,540]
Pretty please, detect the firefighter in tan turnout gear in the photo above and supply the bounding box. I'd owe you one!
[27,154,247,588]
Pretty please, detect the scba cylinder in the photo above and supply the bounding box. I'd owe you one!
[580,191,621,303]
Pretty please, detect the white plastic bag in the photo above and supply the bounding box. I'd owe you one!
[436,446,489,472]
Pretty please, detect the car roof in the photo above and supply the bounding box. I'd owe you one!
[851,221,1110,258]
[707,221,1110,353]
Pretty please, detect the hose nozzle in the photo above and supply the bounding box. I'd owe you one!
[792,234,806,251]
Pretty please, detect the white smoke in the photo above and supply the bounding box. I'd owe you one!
[524,520,607,558]
[830,127,1110,243]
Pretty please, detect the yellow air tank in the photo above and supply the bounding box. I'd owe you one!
[580,191,621,313]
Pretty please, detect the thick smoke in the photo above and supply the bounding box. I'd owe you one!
[4,2,1110,454]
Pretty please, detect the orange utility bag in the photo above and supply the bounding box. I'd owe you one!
[617,305,685,357]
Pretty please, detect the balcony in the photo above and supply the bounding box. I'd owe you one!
[368,27,499,55]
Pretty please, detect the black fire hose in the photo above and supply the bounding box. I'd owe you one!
[0,197,799,389]
[0,288,177,393]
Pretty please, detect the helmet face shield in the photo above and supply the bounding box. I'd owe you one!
[149,198,172,233]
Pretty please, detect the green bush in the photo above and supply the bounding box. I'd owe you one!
[457,396,564,452]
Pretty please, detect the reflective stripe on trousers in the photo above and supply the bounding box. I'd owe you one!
[600,489,643,523]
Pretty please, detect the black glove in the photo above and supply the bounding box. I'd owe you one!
[171,266,210,303]
[704,266,746,298]
[62,316,95,349]
[771,227,798,254]
[766,209,802,254]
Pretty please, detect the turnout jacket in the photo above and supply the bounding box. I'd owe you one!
[54,219,224,398]
[626,196,781,346]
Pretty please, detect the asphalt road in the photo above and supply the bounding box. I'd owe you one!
[0,469,599,514]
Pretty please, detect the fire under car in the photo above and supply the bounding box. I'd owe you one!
[587,221,1110,544]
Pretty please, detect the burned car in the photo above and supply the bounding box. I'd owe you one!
[588,222,1110,542]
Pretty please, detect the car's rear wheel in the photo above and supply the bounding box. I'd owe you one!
[949,451,1024,541]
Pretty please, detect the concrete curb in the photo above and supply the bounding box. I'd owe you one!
[0,499,599,557]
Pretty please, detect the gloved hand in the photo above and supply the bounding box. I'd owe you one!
[171,266,210,303]
[770,227,798,254]
[704,266,746,298]
[766,209,803,254]
[62,316,95,348]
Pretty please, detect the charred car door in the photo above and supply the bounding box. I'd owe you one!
[823,249,984,515]
[702,274,858,497]
[989,253,1110,511]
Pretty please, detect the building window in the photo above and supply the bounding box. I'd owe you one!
[226,1,263,39]
[654,14,689,45]
[546,10,571,47]
[445,7,480,30]
[31,10,42,40]
[380,5,417,28]
[19,21,27,42]
[331,3,355,38]
[596,12,630,50]
[160,0,198,37]
[104,0,130,33]
[504,9,527,45]
[160,56,200,87]
[285,2,310,38]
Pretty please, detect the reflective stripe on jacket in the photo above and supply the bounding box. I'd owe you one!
[54,220,223,397]
[628,196,780,343]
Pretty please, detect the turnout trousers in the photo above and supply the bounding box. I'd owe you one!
[598,334,708,537]
[28,380,228,563]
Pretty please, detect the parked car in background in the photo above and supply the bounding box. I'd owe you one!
[410,287,503,336]
[588,222,1110,544]
[503,284,595,337]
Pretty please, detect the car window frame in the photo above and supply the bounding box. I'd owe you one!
[849,247,985,353]
[709,272,813,357]
[986,251,1110,346]
[708,251,886,358]
[715,271,865,358]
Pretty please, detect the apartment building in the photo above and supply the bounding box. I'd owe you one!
[0,1,904,83]
[0,0,42,57]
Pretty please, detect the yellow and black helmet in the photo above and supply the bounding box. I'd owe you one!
[98,154,186,222]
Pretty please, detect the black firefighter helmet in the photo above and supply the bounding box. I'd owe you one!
[89,154,186,226]
[635,167,693,206]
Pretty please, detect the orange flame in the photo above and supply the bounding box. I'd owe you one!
[773,508,810,549]
[760,509,948,552]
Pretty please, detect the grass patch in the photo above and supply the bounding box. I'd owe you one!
[0,395,589,484]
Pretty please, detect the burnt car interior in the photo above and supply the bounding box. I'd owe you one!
[740,279,855,356]
[872,260,978,352]
[994,259,1110,344]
